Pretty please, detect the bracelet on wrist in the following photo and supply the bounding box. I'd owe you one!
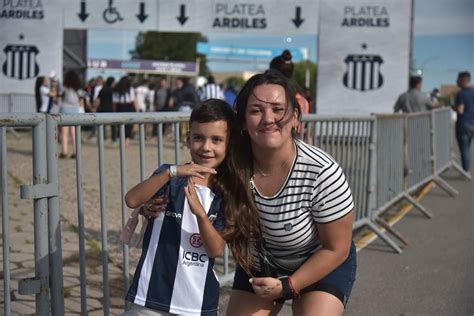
[287,276,300,298]
[279,276,294,300]
[169,165,178,179]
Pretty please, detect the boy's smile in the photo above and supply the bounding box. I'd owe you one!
[187,120,229,170]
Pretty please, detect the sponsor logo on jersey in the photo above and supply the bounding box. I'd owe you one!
[182,251,208,267]
[189,233,203,248]
[165,210,182,219]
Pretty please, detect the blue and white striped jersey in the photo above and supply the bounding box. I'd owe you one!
[126,166,224,315]
[252,139,354,262]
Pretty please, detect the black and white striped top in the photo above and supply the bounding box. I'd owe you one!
[199,83,224,101]
[252,139,353,261]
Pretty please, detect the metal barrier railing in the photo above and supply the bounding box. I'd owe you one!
[1,109,469,315]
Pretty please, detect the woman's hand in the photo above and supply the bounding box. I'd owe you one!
[250,277,283,300]
[142,194,169,219]
[176,161,217,179]
[184,177,206,218]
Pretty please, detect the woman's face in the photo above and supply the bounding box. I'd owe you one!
[244,83,297,150]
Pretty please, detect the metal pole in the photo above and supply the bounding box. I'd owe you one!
[1,127,11,316]
[46,115,65,315]
[75,125,88,315]
[32,118,50,314]
[98,126,110,315]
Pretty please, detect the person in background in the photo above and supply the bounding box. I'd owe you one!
[35,76,45,112]
[121,99,235,315]
[393,76,433,113]
[150,77,172,140]
[171,77,200,142]
[47,71,62,113]
[88,76,104,139]
[113,76,139,148]
[269,50,310,116]
[135,79,150,113]
[96,76,117,143]
[453,71,474,172]
[200,75,225,101]
[224,70,356,315]
[223,82,238,108]
[59,70,85,159]
[38,76,55,113]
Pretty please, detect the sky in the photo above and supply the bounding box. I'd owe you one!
[88,0,474,93]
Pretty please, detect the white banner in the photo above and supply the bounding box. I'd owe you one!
[61,0,318,35]
[0,1,63,94]
[63,0,158,31]
[316,0,412,115]
[158,0,318,35]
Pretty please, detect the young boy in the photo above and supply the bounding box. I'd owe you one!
[122,99,235,315]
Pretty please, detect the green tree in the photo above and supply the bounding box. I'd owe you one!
[130,31,210,75]
[293,60,317,101]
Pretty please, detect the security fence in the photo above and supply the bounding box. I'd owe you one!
[1,107,469,315]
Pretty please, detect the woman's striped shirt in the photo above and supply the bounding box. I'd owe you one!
[252,139,354,261]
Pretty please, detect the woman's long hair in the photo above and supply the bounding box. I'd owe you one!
[34,76,44,112]
[114,76,132,100]
[223,70,301,274]
[63,71,82,91]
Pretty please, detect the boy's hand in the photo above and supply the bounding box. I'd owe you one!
[142,195,169,219]
[184,177,206,218]
[177,161,217,179]
[250,277,283,300]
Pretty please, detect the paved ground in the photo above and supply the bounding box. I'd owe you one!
[1,130,473,315]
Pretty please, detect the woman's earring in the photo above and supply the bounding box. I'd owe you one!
[240,129,247,136]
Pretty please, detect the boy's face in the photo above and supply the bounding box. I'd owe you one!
[186,120,228,169]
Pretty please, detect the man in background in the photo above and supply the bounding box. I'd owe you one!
[394,76,433,113]
[453,71,474,172]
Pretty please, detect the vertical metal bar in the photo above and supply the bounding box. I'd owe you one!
[367,119,377,220]
[158,123,163,165]
[32,118,50,314]
[361,121,370,215]
[74,125,88,315]
[139,124,146,180]
[1,127,11,316]
[98,126,110,315]
[119,123,129,303]
[46,116,65,316]
[355,122,364,212]
[174,122,180,163]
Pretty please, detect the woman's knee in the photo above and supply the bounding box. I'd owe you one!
[226,290,281,316]
[292,291,344,316]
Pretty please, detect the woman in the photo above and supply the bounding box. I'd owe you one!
[59,70,84,158]
[113,76,139,148]
[224,70,356,315]
[96,76,117,142]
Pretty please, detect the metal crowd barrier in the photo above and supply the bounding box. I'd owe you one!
[1,108,469,315]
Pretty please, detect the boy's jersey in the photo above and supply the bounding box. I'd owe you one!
[126,165,224,315]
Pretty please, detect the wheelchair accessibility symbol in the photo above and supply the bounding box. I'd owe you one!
[103,0,123,24]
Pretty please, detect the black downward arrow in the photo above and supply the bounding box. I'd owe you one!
[137,2,148,23]
[77,0,89,22]
[176,4,188,25]
[292,6,304,28]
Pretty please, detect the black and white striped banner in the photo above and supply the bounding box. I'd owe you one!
[317,0,411,115]
[0,0,63,94]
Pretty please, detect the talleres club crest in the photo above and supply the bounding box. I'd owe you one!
[2,44,40,80]
[343,54,384,91]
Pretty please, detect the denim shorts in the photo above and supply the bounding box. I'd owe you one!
[232,242,357,307]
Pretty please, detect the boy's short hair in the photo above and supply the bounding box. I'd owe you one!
[189,99,235,128]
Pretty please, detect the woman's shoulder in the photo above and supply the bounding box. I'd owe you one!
[295,139,337,168]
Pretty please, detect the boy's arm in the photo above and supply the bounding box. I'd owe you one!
[185,177,226,258]
[125,168,171,209]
